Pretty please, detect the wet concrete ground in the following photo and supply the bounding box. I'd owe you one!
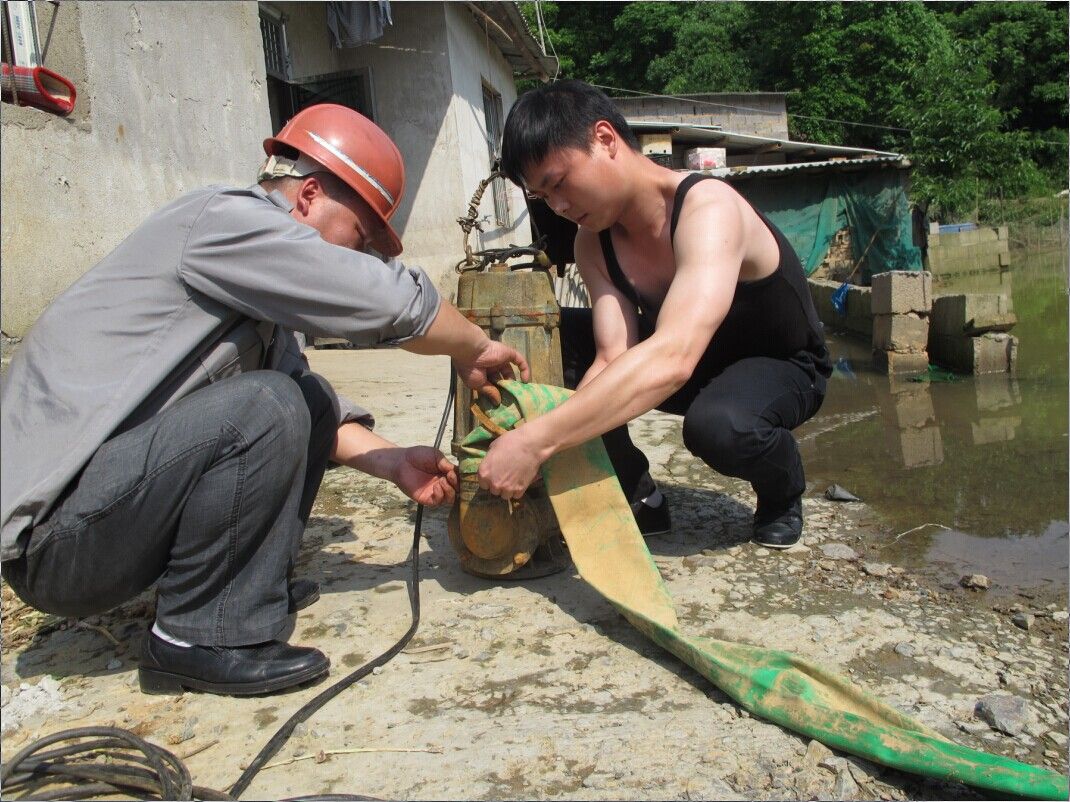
[2,343,1067,800]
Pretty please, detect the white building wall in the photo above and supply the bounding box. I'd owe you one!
[272,1,535,296]
[442,3,530,256]
[277,1,469,296]
[1,1,270,337]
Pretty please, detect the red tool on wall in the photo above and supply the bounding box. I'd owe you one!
[2,0,76,116]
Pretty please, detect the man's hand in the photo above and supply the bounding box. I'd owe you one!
[476,428,548,500]
[392,446,458,506]
[455,339,531,397]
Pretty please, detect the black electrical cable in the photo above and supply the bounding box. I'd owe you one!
[228,371,454,798]
[0,374,457,801]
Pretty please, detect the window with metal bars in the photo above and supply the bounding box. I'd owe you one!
[259,11,288,81]
[482,83,510,228]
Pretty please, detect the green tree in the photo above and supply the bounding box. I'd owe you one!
[517,1,1067,217]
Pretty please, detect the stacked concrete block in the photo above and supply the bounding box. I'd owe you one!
[870,271,932,375]
[971,375,1022,444]
[881,378,942,468]
[928,293,1018,375]
[926,226,1011,276]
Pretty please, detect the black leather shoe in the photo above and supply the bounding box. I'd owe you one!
[288,579,320,613]
[138,632,330,696]
[752,497,803,549]
[632,497,672,538]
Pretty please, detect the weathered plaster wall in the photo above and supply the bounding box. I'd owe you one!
[277,1,535,295]
[443,3,530,256]
[614,94,790,140]
[279,1,465,295]
[1,1,270,337]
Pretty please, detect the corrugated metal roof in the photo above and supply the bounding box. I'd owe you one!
[466,2,558,80]
[628,120,903,161]
[707,155,911,180]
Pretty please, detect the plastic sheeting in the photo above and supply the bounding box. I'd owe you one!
[733,169,923,282]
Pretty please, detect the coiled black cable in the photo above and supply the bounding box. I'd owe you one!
[1,375,456,801]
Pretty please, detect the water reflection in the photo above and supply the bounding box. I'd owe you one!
[799,250,1068,594]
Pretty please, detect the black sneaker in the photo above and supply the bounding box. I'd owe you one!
[632,497,671,538]
[752,497,803,549]
[288,579,320,613]
[139,632,330,696]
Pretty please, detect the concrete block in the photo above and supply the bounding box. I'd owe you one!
[999,251,1011,267]
[930,294,1016,336]
[930,332,1018,375]
[807,279,872,340]
[872,349,930,375]
[971,416,1021,445]
[974,375,1021,412]
[871,271,932,315]
[881,385,935,429]
[807,279,836,322]
[873,313,928,352]
[640,133,672,155]
[997,225,1009,241]
[897,425,944,468]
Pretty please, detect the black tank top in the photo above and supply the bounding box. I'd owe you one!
[598,173,832,381]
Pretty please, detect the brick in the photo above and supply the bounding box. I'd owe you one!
[929,332,1018,375]
[872,349,930,375]
[930,294,1016,336]
[871,271,932,315]
[873,313,928,352]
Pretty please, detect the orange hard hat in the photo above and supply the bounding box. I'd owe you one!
[264,104,405,257]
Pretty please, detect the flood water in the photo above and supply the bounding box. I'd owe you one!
[798,249,1069,600]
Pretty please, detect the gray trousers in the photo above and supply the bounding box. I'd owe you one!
[1,370,337,646]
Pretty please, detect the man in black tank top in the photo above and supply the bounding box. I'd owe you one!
[479,80,831,550]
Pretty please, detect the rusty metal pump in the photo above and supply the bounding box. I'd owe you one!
[447,172,570,579]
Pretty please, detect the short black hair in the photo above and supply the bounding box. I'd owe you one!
[501,79,640,187]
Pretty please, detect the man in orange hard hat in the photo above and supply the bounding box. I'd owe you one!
[1,104,529,696]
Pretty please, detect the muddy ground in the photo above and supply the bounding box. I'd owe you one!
[2,350,1067,800]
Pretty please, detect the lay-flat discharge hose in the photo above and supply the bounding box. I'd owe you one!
[456,380,1069,802]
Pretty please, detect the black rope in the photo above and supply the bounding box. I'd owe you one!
[0,374,457,801]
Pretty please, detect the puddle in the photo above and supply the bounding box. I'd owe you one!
[798,249,1068,599]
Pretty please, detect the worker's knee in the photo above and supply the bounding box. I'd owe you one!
[230,371,313,452]
[293,371,339,432]
[682,401,765,472]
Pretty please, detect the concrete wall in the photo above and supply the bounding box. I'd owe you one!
[277,1,462,293]
[275,1,530,297]
[926,226,1011,276]
[614,94,789,140]
[443,3,530,259]
[1,2,270,338]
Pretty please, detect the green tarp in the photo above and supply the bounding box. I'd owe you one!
[733,168,923,281]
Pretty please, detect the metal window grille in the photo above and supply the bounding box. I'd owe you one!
[260,12,288,81]
[482,84,510,228]
[291,72,370,118]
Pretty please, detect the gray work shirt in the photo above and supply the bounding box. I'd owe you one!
[0,185,442,560]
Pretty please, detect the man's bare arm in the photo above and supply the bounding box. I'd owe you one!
[475,190,745,498]
[332,422,457,507]
[400,300,531,390]
[573,228,642,390]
